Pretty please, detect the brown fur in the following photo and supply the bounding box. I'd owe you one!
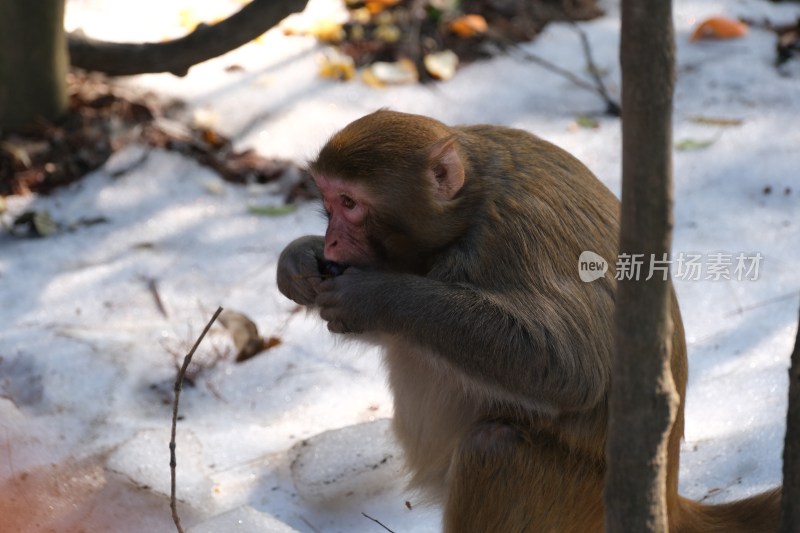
[277,110,780,532]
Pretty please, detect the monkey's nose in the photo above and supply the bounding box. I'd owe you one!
[324,241,340,262]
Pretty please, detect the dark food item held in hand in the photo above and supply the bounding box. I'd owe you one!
[318,258,346,277]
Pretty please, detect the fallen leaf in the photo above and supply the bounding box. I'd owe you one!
[777,21,800,65]
[318,48,357,81]
[192,108,220,130]
[689,116,744,127]
[1,141,32,168]
[365,0,400,15]
[374,23,402,43]
[586,64,609,78]
[691,17,748,41]
[361,67,385,88]
[351,7,372,25]
[575,115,600,129]
[200,128,226,149]
[263,336,283,351]
[310,19,346,43]
[363,58,418,87]
[449,14,488,38]
[247,204,297,216]
[226,150,292,184]
[675,138,715,151]
[218,310,265,363]
[12,210,57,237]
[424,50,459,80]
[202,179,226,196]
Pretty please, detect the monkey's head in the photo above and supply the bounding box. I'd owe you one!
[309,110,469,272]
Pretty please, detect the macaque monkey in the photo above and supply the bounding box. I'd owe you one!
[276,110,780,532]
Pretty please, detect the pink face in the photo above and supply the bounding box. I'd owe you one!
[314,173,372,264]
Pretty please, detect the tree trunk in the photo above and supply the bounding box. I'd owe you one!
[604,1,678,532]
[0,0,68,131]
[781,307,800,532]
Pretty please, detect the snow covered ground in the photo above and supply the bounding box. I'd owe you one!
[1,0,799,531]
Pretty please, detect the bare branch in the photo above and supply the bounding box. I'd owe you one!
[571,23,621,115]
[361,512,395,533]
[512,36,620,116]
[170,306,223,533]
[68,0,309,76]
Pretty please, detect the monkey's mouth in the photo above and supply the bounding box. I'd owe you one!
[317,258,347,277]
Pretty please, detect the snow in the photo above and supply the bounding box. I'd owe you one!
[188,506,302,533]
[289,419,405,506]
[1,0,799,531]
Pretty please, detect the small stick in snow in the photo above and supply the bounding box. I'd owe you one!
[142,276,169,318]
[361,512,395,533]
[169,306,223,533]
[299,516,322,533]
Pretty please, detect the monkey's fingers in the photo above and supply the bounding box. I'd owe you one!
[277,275,318,306]
[316,290,353,333]
[325,318,362,334]
[292,273,328,280]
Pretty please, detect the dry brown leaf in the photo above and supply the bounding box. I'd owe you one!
[310,20,346,43]
[218,310,265,363]
[318,48,356,81]
[691,17,748,41]
[263,336,283,351]
[424,50,459,80]
[449,14,488,38]
[365,0,400,15]
[362,58,418,87]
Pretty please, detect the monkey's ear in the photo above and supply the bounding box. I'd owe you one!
[426,137,465,200]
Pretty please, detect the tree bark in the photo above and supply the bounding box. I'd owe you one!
[0,0,68,131]
[68,0,309,76]
[781,306,800,532]
[604,1,678,532]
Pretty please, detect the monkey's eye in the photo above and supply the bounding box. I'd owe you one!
[340,195,356,209]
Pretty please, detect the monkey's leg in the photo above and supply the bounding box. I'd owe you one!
[444,420,605,533]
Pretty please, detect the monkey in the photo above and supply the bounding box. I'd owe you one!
[276,110,781,533]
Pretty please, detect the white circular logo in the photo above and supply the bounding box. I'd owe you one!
[579,251,608,282]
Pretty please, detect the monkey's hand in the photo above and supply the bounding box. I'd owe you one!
[316,269,392,334]
[276,235,326,306]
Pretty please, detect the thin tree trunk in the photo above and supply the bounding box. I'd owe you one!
[781,306,800,532]
[604,1,678,532]
[0,0,68,131]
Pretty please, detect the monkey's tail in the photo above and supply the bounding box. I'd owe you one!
[673,487,781,533]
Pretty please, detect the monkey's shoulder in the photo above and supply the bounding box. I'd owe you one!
[456,125,605,191]
[456,123,550,150]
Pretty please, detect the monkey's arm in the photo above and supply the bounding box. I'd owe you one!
[276,235,326,306]
[316,270,607,412]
